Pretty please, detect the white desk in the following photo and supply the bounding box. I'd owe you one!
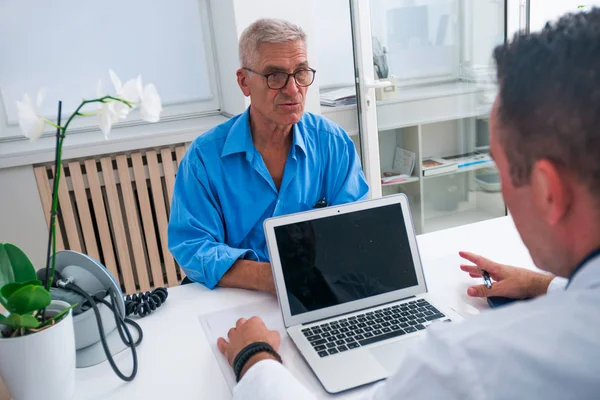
[75,216,536,400]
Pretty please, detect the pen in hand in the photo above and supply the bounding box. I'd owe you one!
[481,269,493,289]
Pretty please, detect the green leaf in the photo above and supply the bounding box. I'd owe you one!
[0,244,15,288]
[1,282,24,299]
[1,280,42,300]
[0,313,40,329]
[5,285,51,315]
[3,244,37,283]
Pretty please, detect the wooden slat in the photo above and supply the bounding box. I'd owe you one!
[147,151,180,286]
[175,145,187,278]
[68,162,100,261]
[160,148,177,209]
[174,145,187,280]
[116,155,150,292]
[85,160,119,283]
[33,166,64,251]
[175,145,186,167]
[100,157,136,294]
[131,153,165,288]
[57,165,82,252]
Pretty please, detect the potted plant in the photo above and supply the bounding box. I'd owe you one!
[0,71,162,400]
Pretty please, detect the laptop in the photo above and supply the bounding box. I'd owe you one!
[263,194,463,393]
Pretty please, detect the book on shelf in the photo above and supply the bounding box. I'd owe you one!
[441,151,492,169]
[422,157,457,176]
[381,172,410,185]
[422,151,493,177]
[381,147,416,184]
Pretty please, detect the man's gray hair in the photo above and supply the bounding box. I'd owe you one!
[239,18,307,68]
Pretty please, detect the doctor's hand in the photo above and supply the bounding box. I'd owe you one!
[217,317,281,377]
[459,251,555,299]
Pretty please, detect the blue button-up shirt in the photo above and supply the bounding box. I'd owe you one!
[168,108,369,289]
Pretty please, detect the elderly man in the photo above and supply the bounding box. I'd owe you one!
[217,10,600,399]
[168,19,368,294]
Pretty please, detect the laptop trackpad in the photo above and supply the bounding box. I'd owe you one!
[369,337,419,374]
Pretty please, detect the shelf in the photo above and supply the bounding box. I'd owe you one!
[321,81,495,133]
[422,162,496,179]
[381,176,420,187]
[377,82,494,105]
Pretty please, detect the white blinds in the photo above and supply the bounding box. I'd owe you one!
[0,0,217,129]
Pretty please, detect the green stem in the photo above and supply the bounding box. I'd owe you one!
[46,133,64,290]
[45,95,132,290]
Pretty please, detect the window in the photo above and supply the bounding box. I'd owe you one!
[369,0,460,85]
[0,0,220,139]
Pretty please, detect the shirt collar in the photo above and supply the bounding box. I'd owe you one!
[221,107,254,159]
[566,248,600,290]
[292,122,307,158]
[221,107,308,159]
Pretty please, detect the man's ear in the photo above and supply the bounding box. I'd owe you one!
[531,159,572,224]
[237,69,251,97]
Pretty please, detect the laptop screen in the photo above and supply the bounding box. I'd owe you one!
[274,203,419,316]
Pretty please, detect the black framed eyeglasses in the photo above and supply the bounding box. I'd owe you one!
[243,67,316,90]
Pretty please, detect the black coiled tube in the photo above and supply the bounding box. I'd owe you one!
[125,287,168,318]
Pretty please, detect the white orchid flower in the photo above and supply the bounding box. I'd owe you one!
[109,69,142,120]
[96,80,118,139]
[16,89,47,142]
[140,83,162,123]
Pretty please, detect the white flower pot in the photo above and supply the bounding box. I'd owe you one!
[0,300,75,400]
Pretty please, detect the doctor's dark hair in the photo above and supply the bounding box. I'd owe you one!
[493,8,600,198]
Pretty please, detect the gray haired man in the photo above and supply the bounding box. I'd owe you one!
[168,19,368,294]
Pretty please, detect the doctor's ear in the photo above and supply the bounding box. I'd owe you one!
[531,159,573,225]
[237,69,251,97]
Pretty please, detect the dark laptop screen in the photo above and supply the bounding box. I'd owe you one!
[274,203,419,316]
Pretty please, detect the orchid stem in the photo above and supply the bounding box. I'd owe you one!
[44,101,63,292]
[44,95,131,292]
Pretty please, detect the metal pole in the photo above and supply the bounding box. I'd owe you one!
[525,0,531,33]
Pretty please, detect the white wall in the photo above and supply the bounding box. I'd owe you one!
[530,1,599,32]
[0,166,48,268]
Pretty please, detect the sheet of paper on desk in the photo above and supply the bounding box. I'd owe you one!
[198,299,323,394]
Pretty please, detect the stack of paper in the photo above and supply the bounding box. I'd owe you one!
[320,87,356,107]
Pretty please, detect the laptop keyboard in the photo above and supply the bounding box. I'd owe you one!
[301,299,447,357]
